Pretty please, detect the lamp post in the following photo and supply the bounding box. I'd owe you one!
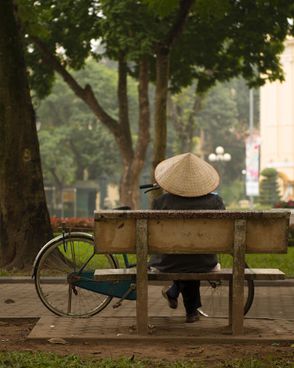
[208,146,231,195]
[242,169,247,198]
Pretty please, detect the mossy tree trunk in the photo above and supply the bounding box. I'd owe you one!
[0,0,52,270]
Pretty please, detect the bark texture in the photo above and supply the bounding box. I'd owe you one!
[0,0,52,269]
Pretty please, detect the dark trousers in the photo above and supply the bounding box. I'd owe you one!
[168,280,201,315]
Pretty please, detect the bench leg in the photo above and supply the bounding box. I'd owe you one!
[231,219,246,335]
[228,279,232,327]
[136,278,148,335]
[230,276,245,335]
[136,219,149,335]
[231,277,244,335]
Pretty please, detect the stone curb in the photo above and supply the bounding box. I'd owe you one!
[0,276,294,286]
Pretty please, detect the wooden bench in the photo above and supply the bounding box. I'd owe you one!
[93,210,290,336]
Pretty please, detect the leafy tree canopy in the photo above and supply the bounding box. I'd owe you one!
[18,0,294,98]
[15,0,294,208]
[169,0,294,92]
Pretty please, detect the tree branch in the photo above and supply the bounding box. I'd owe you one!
[31,36,119,135]
[165,0,194,49]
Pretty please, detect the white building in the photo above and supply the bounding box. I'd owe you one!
[260,38,294,199]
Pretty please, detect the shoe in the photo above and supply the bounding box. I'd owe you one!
[162,287,178,309]
[185,312,200,323]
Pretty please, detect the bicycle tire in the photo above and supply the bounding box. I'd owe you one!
[34,232,117,318]
[199,262,255,318]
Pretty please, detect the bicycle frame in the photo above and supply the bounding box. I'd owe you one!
[70,251,137,300]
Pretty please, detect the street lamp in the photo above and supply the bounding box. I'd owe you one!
[208,146,231,163]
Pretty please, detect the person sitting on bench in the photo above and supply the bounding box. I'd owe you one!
[149,152,225,323]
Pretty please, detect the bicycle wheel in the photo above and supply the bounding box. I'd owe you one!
[198,261,254,318]
[34,233,117,318]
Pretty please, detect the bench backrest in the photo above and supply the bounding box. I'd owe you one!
[94,210,290,254]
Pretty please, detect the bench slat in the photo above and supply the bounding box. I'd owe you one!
[94,268,285,281]
[94,211,290,254]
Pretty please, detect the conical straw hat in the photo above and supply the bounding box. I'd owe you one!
[155,153,220,197]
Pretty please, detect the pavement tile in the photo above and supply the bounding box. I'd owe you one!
[1,281,293,341]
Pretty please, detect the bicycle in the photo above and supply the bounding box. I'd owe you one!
[32,184,255,318]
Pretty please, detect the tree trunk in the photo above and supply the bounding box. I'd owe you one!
[119,58,150,209]
[151,0,194,197]
[0,0,52,270]
[152,49,169,173]
[150,49,169,201]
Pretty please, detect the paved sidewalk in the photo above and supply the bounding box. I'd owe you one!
[1,279,294,319]
[1,278,294,342]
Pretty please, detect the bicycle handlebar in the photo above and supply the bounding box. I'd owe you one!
[139,183,156,189]
[139,183,161,193]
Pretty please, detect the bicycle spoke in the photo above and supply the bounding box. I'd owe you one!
[34,233,117,318]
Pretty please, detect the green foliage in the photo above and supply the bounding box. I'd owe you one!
[194,0,231,21]
[16,0,50,38]
[20,0,101,98]
[36,61,133,187]
[197,82,238,133]
[261,168,279,178]
[221,179,245,207]
[99,0,158,61]
[168,84,202,154]
[168,0,293,93]
[168,78,253,207]
[197,81,242,184]
[169,80,240,155]
[143,0,179,17]
[16,0,294,207]
[20,0,294,98]
[38,127,76,186]
[258,168,281,206]
[221,357,294,368]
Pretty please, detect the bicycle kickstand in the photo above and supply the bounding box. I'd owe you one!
[112,283,136,309]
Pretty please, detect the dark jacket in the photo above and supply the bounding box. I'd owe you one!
[149,192,225,272]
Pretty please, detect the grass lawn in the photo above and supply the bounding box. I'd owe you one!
[0,352,293,368]
[218,247,294,277]
[1,244,294,278]
[118,249,294,277]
